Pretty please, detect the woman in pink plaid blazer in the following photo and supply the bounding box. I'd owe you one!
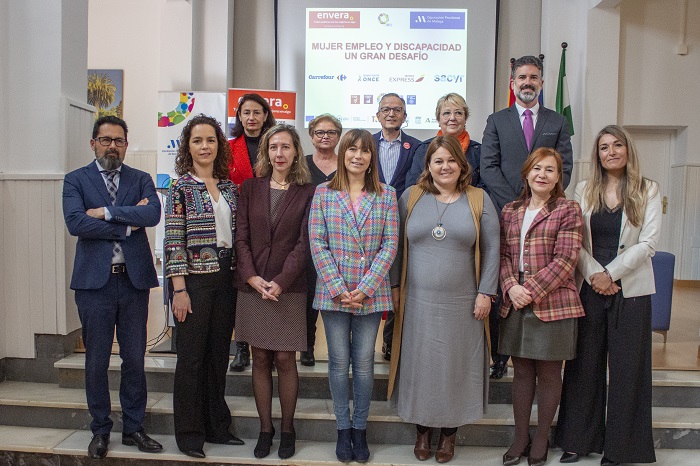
[498,147,583,466]
[309,129,398,463]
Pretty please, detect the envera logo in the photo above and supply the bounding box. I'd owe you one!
[309,10,361,28]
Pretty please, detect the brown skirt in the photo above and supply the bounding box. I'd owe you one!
[498,303,577,360]
[235,290,307,352]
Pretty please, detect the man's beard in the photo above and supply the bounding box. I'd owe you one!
[517,86,538,104]
[97,153,123,170]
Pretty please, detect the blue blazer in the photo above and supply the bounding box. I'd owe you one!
[372,130,421,200]
[480,105,573,212]
[63,161,161,290]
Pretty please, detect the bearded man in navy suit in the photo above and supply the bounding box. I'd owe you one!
[63,116,163,459]
[372,93,420,360]
[480,55,573,379]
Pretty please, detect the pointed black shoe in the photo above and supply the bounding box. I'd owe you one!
[300,349,315,366]
[229,342,250,372]
[560,452,580,463]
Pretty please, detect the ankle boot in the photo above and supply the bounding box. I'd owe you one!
[351,428,370,463]
[336,429,353,463]
[229,341,250,372]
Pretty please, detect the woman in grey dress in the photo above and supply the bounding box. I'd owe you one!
[387,135,499,463]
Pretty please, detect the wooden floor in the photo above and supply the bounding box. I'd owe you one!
[144,282,700,371]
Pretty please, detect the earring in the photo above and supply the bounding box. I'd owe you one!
[368,167,372,174]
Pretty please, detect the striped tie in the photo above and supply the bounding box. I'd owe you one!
[103,171,122,261]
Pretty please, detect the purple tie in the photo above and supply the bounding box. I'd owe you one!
[523,109,534,151]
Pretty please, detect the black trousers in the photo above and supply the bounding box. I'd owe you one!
[555,283,655,463]
[489,288,510,365]
[173,265,236,451]
[305,263,319,351]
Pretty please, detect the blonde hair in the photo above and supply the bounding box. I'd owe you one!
[435,93,470,121]
[255,124,311,185]
[327,129,383,194]
[583,125,654,227]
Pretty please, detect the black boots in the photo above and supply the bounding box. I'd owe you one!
[229,341,250,372]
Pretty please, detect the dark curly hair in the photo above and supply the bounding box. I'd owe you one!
[174,114,231,180]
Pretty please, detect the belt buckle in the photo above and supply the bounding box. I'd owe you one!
[218,248,230,258]
[111,264,125,274]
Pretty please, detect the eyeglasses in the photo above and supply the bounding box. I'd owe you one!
[440,110,465,120]
[94,137,127,147]
[313,130,340,138]
[379,106,404,115]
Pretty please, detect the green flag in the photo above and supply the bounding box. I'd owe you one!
[556,46,574,136]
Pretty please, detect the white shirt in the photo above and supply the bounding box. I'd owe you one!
[191,174,232,248]
[520,206,542,271]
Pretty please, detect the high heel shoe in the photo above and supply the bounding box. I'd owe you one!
[253,427,275,459]
[560,452,580,463]
[527,441,549,466]
[278,430,296,459]
[502,439,531,465]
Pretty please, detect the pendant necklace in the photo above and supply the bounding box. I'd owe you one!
[271,176,290,190]
[432,191,457,240]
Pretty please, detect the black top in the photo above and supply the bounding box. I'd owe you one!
[245,135,261,173]
[306,154,336,186]
[590,205,623,267]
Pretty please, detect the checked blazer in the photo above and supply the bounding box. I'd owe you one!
[308,183,399,315]
[499,196,584,322]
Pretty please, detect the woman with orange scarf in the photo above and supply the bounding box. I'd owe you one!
[404,93,484,191]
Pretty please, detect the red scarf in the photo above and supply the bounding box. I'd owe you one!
[436,129,470,153]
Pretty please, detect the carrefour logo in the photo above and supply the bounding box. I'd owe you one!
[308,74,336,80]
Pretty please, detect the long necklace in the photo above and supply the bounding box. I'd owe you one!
[432,191,457,241]
[271,175,290,190]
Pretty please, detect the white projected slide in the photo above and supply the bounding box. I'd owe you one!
[304,8,467,130]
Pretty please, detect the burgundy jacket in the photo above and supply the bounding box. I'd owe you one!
[499,196,584,322]
[235,176,315,293]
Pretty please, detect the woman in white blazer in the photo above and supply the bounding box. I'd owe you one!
[555,125,661,465]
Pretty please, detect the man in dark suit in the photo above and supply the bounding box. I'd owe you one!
[480,55,573,379]
[372,93,420,360]
[63,116,163,459]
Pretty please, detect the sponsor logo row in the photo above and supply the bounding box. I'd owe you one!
[308,74,464,83]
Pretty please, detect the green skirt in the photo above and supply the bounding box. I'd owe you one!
[498,303,577,361]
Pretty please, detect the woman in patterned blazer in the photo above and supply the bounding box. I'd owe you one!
[309,129,398,463]
[165,115,243,458]
[498,147,584,466]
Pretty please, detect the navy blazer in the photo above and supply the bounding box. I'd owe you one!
[63,161,161,290]
[480,105,573,212]
[404,137,484,191]
[373,130,421,200]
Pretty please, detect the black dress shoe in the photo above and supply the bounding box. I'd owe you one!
[300,349,315,366]
[560,452,580,463]
[88,434,109,459]
[383,345,391,361]
[206,433,245,445]
[122,431,163,453]
[490,361,507,379]
[278,430,296,459]
[230,342,250,372]
[254,427,275,458]
[600,456,620,466]
[181,448,206,458]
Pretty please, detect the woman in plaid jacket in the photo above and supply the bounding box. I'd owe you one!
[498,147,584,466]
[309,129,398,463]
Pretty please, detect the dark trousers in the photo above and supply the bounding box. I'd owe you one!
[305,264,318,351]
[555,283,655,463]
[173,266,236,451]
[489,289,510,365]
[75,271,149,435]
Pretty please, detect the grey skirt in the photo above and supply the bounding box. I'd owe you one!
[235,290,307,352]
[498,303,577,360]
